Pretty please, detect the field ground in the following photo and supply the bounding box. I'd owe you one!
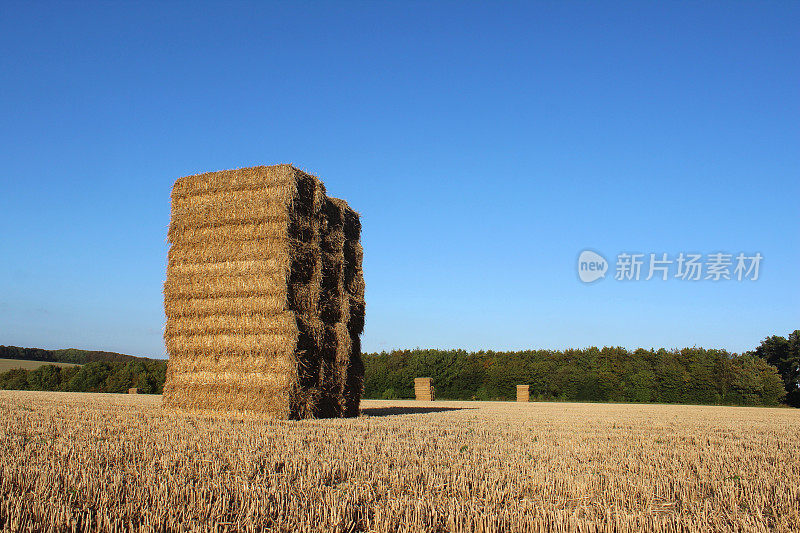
[0,359,79,372]
[1,392,799,532]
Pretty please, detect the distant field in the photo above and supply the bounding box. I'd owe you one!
[0,358,79,372]
[1,392,798,532]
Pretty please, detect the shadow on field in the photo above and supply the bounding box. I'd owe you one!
[361,406,475,417]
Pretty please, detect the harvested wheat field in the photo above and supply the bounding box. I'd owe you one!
[1,391,799,532]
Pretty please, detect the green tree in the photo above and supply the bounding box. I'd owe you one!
[27,365,63,391]
[727,356,783,406]
[0,368,29,390]
[64,362,113,392]
[753,330,800,407]
[381,388,398,399]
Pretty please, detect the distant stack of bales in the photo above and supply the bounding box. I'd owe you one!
[414,377,435,401]
[162,164,365,419]
[516,385,529,402]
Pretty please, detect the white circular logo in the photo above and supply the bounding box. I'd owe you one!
[578,250,608,283]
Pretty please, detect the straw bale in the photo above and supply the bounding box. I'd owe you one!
[313,323,351,417]
[167,259,284,278]
[415,377,435,401]
[320,263,348,324]
[169,194,291,232]
[169,223,288,245]
[343,236,363,267]
[171,165,294,200]
[164,311,297,338]
[348,299,366,336]
[343,335,364,416]
[167,352,295,376]
[165,332,299,358]
[164,275,285,300]
[341,203,361,242]
[171,187,294,217]
[344,243,364,294]
[167,240,292,268]
[517,385,530,403]
[164,295,286,318]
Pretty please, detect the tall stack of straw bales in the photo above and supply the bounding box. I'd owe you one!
[162,164,365,419]
[516,385,530,402]
[414,377,435,401]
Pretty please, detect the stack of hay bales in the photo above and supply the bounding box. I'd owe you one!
[162,164,365,419]
[414,377,435,401]
[516,384,530,402]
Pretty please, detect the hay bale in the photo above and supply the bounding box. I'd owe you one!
[343,337,364,417]
[128,388,139,395]
[415,377,435,401]
[516,385,530,403]
[162,164,364,418]
[338,200,365,416]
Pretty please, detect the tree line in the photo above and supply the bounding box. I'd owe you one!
[364,331,800,407]
[0,360,167,394]
[2,331,797,407]
[0,345,140,364]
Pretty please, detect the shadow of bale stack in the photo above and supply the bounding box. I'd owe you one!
[162,164,364,419]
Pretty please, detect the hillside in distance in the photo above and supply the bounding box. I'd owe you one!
[0,345,152,364]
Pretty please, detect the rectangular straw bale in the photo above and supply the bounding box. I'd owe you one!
[315,322,351,417]
[164,311,297,338]
[517,384,530,402]
[343,336,364,416]
[171,167,292,199]
[169,223,288,245]
[162,164,364,418]
[348,300,366,336]
[164,294,286,318]
[415,377,434,401]
[163,275,285,299]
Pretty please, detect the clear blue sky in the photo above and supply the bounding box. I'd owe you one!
[1,2,798,358]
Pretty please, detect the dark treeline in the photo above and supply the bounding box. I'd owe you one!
[364,347,787,406]
[0,345,140,364]
[0,360,167,394]
[2,331,797,406]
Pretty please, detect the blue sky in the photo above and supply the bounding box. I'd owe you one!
[1,2,797,358]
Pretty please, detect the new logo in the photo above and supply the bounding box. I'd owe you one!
[578,250,608,283]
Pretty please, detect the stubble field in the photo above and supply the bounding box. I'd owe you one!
[1,390,798,532]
